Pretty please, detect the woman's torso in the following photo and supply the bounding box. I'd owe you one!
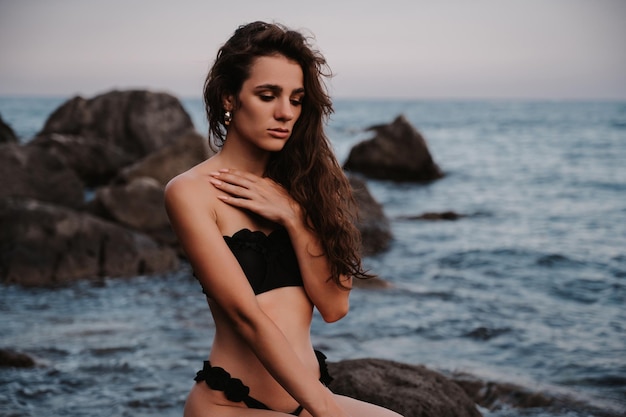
[207,287,319,409]
[193,160,321,411]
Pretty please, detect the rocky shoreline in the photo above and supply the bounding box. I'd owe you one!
[1,345,619,417]
[2,90,617,416]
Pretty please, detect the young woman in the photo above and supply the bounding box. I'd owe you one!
[165,21,402,417]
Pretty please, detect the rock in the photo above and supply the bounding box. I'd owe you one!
[0,143,84,209]
[90,177,176,245]
[0,114,18,144]
[29,133,134,187]
[116,130,212,186]
[451,373,554,410]
[328,358,482,417]
[39,90,195,159]
[344,115,444,182]
[349,175,392,256]
[401,211,465,221]
[0,348,35,368]
[0,198,179,287]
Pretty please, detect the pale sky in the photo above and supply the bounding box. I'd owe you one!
[1,0,625,99]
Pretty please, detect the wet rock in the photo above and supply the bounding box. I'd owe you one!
[402,211,466,221]
[344,115,443,182]
[39,89,195,159]
[90,177,176,246]
[0,348,35,368]
[464,327,511,341]
[349,176,392,256]
[451,373,554,410]
[328,358,482,417]
[0,143,84,209]
[0,114,18,144]
[116,131,212,186]
[29,133,134,187]
[0,198,179,287]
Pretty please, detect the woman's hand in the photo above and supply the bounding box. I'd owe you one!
[209,169,301,226]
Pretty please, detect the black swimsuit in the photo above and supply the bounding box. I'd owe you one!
[223,227,303,295]
[194,227,332,415]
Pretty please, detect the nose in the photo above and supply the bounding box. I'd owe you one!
[274,97,294,121]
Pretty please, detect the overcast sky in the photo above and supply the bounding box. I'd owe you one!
[1,0,625,99]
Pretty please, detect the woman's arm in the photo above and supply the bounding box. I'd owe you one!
[164,174,348,417]
[208,169,352,323]
[283,208,352,322]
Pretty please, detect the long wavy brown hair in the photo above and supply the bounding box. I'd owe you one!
[203,21,370,287]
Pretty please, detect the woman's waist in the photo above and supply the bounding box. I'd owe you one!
[209,326,316,368]
[206,339,321,409]
[208,287,314,333]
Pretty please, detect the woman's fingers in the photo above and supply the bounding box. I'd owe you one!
[209,177,252,199]
[208,168,296,224]
[212,169,258,188]
[209,170,259,199]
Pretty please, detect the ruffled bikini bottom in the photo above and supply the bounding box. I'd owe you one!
[193,349,333,416]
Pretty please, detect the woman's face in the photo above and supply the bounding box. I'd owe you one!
[226,54,304,152]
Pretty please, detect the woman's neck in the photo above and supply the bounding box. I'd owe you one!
[217,136,270,176]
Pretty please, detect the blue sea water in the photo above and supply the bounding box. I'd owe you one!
[1,96,625,417]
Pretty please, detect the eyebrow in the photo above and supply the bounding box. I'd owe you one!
[254,84,305,95]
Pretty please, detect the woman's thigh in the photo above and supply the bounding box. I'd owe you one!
[184,383,293,417]
[298,394,403,417]
[333,394,403,417]
[185,382,403,417]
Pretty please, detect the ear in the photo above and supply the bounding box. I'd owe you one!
[222,94,235,112]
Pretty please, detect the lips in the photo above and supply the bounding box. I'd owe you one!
[268,128,290,139]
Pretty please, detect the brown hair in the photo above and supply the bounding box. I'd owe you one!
[203,21,370,286]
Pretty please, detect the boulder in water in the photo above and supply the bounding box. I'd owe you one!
[344,115,443,182]
[0,348,35,368]
[116,130,212,186]
[328,358,482,417]
[349,175,392,256]
[39,89,195,159]
[0,143,84,209]
[29,133,134,187]
[0,198,179,287]
[89,177,175,247]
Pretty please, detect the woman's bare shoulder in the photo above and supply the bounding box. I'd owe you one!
[164,162,219,214]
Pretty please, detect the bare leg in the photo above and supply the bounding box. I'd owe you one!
[184,383,295,417]
[297,394,403,417]
[185,382,403,417]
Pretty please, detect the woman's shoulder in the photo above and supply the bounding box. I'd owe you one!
[164,162,219,210]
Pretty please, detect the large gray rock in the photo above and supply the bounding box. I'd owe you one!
[39,90,195,159]
[29,133,134,186]
[0,143,84,209]
[0,198,179,287]
[328,358,482,417]
[350,175,392,256]
[92,177,167,231]
[344,115,444,182]
[89,177,177,247]
[116,130,212,186]
[0,114,18,144]
[451,373,554,410]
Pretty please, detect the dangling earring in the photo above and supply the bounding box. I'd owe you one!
[224,111,232,126]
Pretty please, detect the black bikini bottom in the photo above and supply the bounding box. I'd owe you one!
[194,349,334,416]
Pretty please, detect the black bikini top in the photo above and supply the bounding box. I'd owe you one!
[221,227,303,295]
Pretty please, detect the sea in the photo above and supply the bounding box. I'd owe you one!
[1,96,625,417]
